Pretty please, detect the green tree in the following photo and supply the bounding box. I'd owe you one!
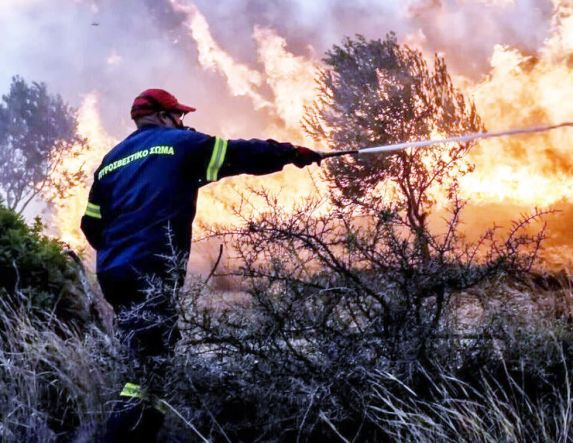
[0,76,86,214]
[0,200,89,326]
[304,34,482,260]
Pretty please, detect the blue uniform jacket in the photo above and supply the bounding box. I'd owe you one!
[80,125,298,274]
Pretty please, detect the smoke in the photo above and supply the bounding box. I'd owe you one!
[0,0,251,138]
[0,0,558,137]
[170,0,270,110]
[404,0,554,76]
[253,26,317,140]
[168,0,319,143]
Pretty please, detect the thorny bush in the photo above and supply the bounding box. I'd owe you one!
[171,185,553,441]
[0,189,567,442]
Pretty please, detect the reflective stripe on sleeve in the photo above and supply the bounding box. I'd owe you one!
[206,137,228,182]
[84,202,102,219]
[120,382,142,399]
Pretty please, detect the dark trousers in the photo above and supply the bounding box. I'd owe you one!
[98,260,184,442]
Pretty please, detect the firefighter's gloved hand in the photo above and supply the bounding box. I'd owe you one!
[293,146,322,168]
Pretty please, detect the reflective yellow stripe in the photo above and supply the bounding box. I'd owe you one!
[120,382,142,399]
[119,382,168,414]
[206,137,228,182]
[84,202,102,219]
[85,210,101,220]
[84,209,102,219]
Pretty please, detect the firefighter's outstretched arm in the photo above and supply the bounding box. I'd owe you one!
[204,137,321,182]
[80,173,104,250]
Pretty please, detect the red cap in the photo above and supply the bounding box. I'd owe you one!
[131,89,196,120]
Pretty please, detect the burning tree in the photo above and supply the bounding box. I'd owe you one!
[0,76,86,214]
[304,34,482,260]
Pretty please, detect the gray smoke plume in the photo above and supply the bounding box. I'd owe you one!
[1,0,557,139]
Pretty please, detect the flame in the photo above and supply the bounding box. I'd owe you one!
[253,26,317,144]
[171,2,326,230]
[49,0,573,270]
[51,93,116,252]
[169,0,270,110]
[460,1,573,207]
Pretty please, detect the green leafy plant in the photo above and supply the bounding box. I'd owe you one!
[0,201,89,327]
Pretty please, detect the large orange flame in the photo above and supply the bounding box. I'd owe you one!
[51,93,116,253]
[461,37,573,206]
[173,2,325,230]
[49,1,573,270]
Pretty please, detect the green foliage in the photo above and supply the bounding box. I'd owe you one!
[0,203,115,441]
[305,35,483,260]
[0,202,78,312]
[0,76,87,214]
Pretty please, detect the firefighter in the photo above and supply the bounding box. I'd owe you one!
[80,88,322,442]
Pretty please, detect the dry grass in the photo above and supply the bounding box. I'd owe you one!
[0,292,123,442]
[368,351,573,443]
[1,274,572,441]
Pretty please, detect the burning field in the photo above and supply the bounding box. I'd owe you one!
[17,0,570,273]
